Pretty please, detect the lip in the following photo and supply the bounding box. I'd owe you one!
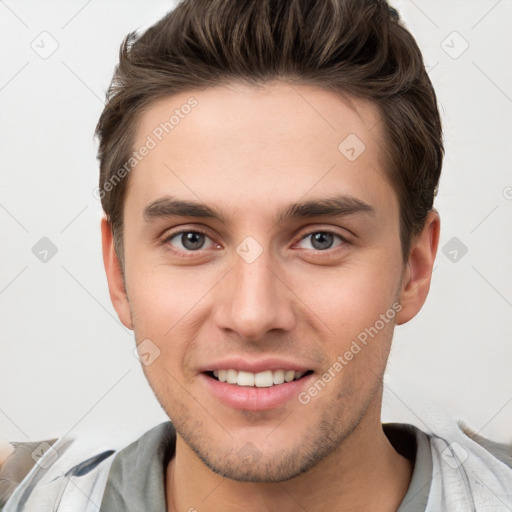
[199,371,315,411]
[198,357,312,374]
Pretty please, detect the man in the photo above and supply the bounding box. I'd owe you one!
[1,0,511,510]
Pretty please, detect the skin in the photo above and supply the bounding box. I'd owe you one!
[0,443,14,469]
[102,82,439,512]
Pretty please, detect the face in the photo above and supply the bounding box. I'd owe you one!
[103,82,438,482]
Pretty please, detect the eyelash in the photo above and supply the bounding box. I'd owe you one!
[161,228,349,256]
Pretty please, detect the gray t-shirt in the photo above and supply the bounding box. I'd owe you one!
[98,422,433,511]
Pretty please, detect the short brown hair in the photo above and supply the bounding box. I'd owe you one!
[95,0,443,263]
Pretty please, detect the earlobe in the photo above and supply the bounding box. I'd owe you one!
[395,211,440,325]
[101,217,133,330]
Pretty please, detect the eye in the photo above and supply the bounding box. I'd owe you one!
[297,231,345,251]
[165,230,218,252]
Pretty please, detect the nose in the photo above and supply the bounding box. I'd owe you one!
[213,245,296,341]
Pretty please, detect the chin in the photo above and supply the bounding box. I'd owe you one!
[194,447,318,483]
[180,419,346,483]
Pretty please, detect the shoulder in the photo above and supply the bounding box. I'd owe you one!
[423,420,512,509]
[458,421,512,468]
[389,419,512,510]
[0,439,58,508]
[0,423,172,511]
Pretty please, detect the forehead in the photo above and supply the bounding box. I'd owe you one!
[126,82,395,221]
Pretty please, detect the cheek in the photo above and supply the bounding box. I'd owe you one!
[300,268,398,411]
[285,259,402,394]
[126,262,221,388]
[288,259,401,335]
[126,256,214,335]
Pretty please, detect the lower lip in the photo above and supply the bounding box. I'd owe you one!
[200,373,314,411]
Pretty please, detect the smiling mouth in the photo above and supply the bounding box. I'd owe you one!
[205,369,314,388]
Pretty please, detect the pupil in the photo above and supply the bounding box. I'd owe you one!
[311,232,333,250]
[182,232,204,250]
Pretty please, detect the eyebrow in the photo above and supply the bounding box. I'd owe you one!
[275,195,375,225]
[142,194,375,226]
[143,197,228,223]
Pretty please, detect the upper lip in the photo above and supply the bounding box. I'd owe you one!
[198,357,313,374]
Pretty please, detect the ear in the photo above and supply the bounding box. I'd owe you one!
[101,217,133,330]
[395,211,440,325]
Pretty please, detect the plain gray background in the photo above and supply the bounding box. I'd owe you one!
[1,0,511,445]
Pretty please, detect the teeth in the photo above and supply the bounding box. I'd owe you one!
[272,369,285,385]
[226,369,238,384]
[284,370,295,382]
[237,371,255,387]
[211,369,307,387]
[254,370,273,387]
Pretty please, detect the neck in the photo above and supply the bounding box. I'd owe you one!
[165,398,412,512]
